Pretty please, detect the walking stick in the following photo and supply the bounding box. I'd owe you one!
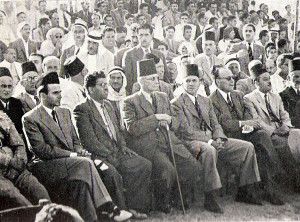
[164,124,186,215]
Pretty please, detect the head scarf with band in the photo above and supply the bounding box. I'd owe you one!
[107,66,127,101]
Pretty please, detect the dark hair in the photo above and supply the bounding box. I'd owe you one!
[212,65,225,85]
[183,25,192,34]
[197,13,206,21]
[158,42,168,50]
[228,16,236,22]
[259,30,268,39]
[222,16,228,24]
[257,9,263,15]
[139,3,148,10]
[17,12,25,17]
[38,85,48,95]
[136,14,145,21]
[38,0,46,5]
[125,14,134,20]
[209,17,218,25]
[137,23,153,34]
[29,53,44,62]
[249,10,256,15]
[102,27,115,36]
[268,19,275,25]
[244,23,256,33]
[180,12,189,18]
[38,17,50,28]
[116,26,127,34]
[84,71,106,90]
[209,1,218,7]
[104,14,113,21]
[277,39,288,49]
[4,47,16,54]
[166,25,175,31]
[240,12,249,21]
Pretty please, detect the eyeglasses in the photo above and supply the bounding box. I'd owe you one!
[217,76,234,81]
[0,84,13,89]
[96,83,107,88]
[23,76,38,82]
[55,35,63,39]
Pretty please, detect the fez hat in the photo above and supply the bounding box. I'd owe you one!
[249,62,267,79]
[289,58,300,73]
[182,64,200,78]
[0,67,12,78]
[137,59,157,78]
[36,72,60,90]
[204,31,215,42]
[22,61,37,76]
[144,53,160,64]
[170,0,180,5]
[64,56,85,77]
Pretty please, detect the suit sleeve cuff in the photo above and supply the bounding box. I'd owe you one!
[70,152,77,157]
[208,139,214,145]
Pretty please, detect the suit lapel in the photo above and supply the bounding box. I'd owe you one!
[23,93,36,110]
[88,99,110,133]
[138,92,155,115]
[254,91,269,116]
[231,92,244,119]
[196,95,211,130]
[268,93,280,119]
[56,108,73,150]
[38,105,69,148]
[18,39,26,58]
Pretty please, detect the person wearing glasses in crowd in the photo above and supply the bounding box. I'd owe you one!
[39,28,64,58]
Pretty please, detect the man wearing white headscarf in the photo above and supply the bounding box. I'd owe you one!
[39,27,64,58]
[60,20,88,78]
[0,10,15,45]
[9,22,39,63]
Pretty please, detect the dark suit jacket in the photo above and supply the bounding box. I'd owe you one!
[60,45,75,77]
[15,92,36,114]
[9,39,39,63]
[122,91,192,160]
[73,98,127,159]
[0,97,24,134]
[219,26,241,41]
[111,9,128,27]
[209,90,252,138]
[280,87,300,128]
[114,47,130,67]
[122,46,167,94]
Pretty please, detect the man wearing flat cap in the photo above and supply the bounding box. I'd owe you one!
[280,58,300,128]
[194,31,223,95]
[16,61,40,113]
[22,72,132,222]
[0,67,24,135]
[171,64,262,214]
[244,62,300,191]
[122,59,198,213]
[61,56,88,111]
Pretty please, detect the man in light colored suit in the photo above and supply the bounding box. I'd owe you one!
[122,24,167,94]
[244,63,300,191]
[227,24,265,75]
[73,71,151,218]
[171,64,261,214]
[122,59,198,213]
[22,72,132,222]
[193,31,223,93]
[163,26,181,54]
[9,22,39,63]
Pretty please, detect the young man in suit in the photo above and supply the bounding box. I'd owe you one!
[16,61,40,113]
[227,23,265,75]
[122,24,167,94]
[122,59,198,213]
[0,67,24,135]
[280,58,300,128]
[171,64,262,214]
[210,66,284,205]
[22,72,132,222]
[244,63,300,191]
[73,71,151,219]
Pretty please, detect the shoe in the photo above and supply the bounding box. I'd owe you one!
[129,209,148,220]
[235,187,263,205]
[110,210,132,222]
[204,193,224,214]
[264,193,285,205]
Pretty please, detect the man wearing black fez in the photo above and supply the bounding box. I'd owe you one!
[22,72,132,222]
[61,56,88,111]
[0,67,24,134]
[280,58,300,128]
[210,66,284,206]
[244,62,300,192]
[194,31,223,95]
[73,70,151,219]
[122,59,198,213]
[172,64,262,214]
[16,61,40,113]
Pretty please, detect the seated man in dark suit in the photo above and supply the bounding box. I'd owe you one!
[122,59,198,213]
[280,58,300,128]
[171,64,262,214]
[73,71,151,219]
[16,61,40,113]
[0,67,24,135]
[22,72,132,222]
[210,66,284,205]
[0,110,50,210]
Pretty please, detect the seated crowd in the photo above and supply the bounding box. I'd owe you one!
[1,0,300,221]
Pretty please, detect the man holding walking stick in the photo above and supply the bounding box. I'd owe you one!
[122,58,198,213]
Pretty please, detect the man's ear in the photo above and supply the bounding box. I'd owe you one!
[20,80,26,88]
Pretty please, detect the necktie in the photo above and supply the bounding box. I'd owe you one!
[144,48,150,54]
[76,47,80,55]
[151,93,157,113]
[4,102,8,111]
[194,97,207,131]
[227,93,232,107]
[298,89,300,95]
[264,94,281,124]
[51,110,57,123]
[63,13,69,28]
[248,43,254,61]
[102,105,117,142]
[34,95,40,105]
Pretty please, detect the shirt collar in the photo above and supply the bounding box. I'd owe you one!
[186,92,196,104]
[26,92,36,104]
[42,105,54,117]
[141,91,152,103]
[90,97,104,109]
[217,88,230,102]
[0,99,8,108]
[256,89,268,100]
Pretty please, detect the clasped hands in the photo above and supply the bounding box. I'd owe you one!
[155,114,172,129]
[273,125,290,136]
